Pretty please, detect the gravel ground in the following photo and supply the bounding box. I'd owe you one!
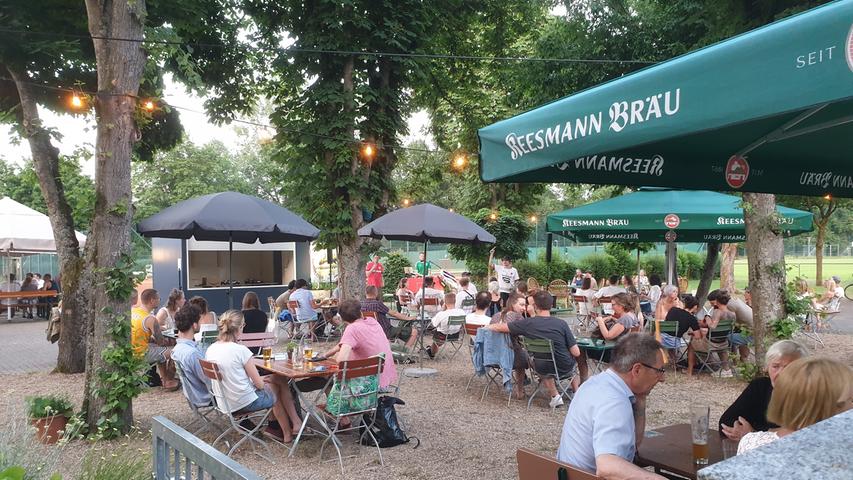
[2,332,851,480]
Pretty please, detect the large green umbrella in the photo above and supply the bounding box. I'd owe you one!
[547,188,814,243]
[478,0,853,197]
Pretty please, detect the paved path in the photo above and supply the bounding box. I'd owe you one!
[0,317,57,374]
[827,298,853,333]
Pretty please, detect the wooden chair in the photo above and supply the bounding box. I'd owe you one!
[573,294,593,330]
[527,277,541,292]
[597,296,613,315]
[548,279,570,309]
[517,448,602,480]
[362,310,377,319]
[237,332,276,350]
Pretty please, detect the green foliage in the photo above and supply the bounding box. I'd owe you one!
[768,316,800,340]
[515,252,576,284]
[382,251,411,294]
[733,358,763,382]
[578,253,615,279]
[604,244,635,276]
[0,152,95,231]
[448,208,532,279]
[677,252,706,280]
[0,416,63,479]
[93,254,147,439]
[640,255,666,278]
[78,448,150,480]
[25,396,73,419]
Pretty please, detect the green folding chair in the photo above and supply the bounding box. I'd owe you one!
[521,337,576,410]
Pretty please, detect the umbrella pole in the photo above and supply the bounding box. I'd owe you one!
[228,232,233,310]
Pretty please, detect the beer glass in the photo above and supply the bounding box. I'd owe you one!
[691,405,710,465]
[303,341,314,362]
[262,346,272,362]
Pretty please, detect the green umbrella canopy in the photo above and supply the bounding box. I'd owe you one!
[546,188,813,243]
[478,0,853,197]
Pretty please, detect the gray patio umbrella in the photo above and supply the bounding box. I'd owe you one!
[358,203,495,375]
[137,191,320,308]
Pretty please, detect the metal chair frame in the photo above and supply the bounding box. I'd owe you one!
[434,314,466,361]
[693,319,735,376]
[198,359,275,462]
[656,320,689,369]
[318,356,385,474]
[520,337,576,410]
[468,326,514,406]
[174,362,225,437]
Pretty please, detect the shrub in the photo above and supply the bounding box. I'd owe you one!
[516,252,576,284]
[604,244,635,276]
[0,414,63,479]
[26,396,73,419]
[78,448,150,480]
[578,253,615,279]
[640,255,665,278]
[382,251,411,293]
[677,251,705,279]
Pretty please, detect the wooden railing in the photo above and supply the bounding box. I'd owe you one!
[152,416,262,480]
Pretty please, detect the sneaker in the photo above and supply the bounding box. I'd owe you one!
[549,394,565,408]
[719,369,735,378]
[423,347,435,359]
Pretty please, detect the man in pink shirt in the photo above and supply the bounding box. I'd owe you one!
[365,254,385,291]
[322,299,397,389]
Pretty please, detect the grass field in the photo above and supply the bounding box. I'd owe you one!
[723,256,853,290]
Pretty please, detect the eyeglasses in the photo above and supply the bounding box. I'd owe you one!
[640,362,667,375]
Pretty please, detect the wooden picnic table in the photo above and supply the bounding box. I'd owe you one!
[0,290,58,319]
[254,357,339,457]
[635,423,729,480]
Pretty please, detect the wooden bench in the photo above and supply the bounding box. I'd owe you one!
[0,290,58,319]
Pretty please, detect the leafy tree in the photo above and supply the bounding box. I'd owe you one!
[777,195,843,284]
[448,208,533,280]
[381,251,411,297]
[132,140,255,220]
[0,151,95,230]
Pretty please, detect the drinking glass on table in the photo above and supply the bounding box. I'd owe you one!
[262,346,272,362]
[691,405,710,465]
[303,341,314,362]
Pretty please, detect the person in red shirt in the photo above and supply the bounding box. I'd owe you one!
[365,254,384,291]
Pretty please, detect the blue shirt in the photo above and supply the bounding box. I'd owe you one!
[557,369,636,473]
[172,338,212,407]
[289,288,316,321]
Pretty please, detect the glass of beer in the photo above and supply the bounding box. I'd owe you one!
[691,405,710,465]
[303,342,314,362]
[262,346,272,362]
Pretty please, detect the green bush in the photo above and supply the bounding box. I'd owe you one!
[382,251,411,293]
[640,255,666,278]
[677,251,705,279]
[578,253,615,279]
[26,396,73,419]
[604,244,635,276]
[0,416,62,479]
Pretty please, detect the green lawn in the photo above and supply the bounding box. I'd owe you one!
[722,256,853,290]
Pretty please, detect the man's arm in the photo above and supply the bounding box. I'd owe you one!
[487,248,496,271]
[145,315,174,347]
[387,309,413,321]
[335,343,353,363]
[596,454,665,480]
[484,322,510,333]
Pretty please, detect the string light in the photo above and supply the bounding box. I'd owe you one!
[452,154,467,170]
[143,100,156,111]
[361,142,375,160]
[824,194,832,201]
[69,93,84,109]
[530,215,537,222]
[402,198,411,207]
[489,212,497,221]
[448,208,454,213]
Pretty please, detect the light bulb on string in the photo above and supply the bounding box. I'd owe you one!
[530,215,537,223]
[69,93,84,109]
[143,100,156,111]
[452,153,467,170]
[489,212,497,221]
[402,198,411,207]
[361,142,376,161]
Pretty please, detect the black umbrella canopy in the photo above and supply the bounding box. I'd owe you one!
[358,203,496,245]
[137,191,320,243]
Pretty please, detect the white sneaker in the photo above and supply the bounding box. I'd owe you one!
[720,369,734,378]
[549,394,565,408]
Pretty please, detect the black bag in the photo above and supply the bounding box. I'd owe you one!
[361,396,416,448]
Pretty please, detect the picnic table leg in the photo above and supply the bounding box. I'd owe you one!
[288,377,335,458]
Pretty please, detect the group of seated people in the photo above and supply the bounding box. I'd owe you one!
[553,334,853,479]
[0,272,58,318]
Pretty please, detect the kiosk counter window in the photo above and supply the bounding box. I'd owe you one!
[186,239,295,289]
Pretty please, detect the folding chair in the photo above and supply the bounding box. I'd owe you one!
[419,296,441,316]
[290,299,320,342]
[521,337,576,410]
[548,279,571,310]
[198,359,274,461]
[694,319,735,376]
[471,328,514,406]
[517,448,602,480]
[573,294,593,330]
[237,331,276,355]
[174,362,223,437]
[198,329,218,355]
[796,312,824,347]
[434,315,466,361]
[597,296,613,315]
[319,356,385,474]
[464,323,484,392]
[656,320,688,370]
[362,310,377,319]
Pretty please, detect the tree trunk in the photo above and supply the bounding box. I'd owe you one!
[743,193,786,370]
[338,239,367,300]
[815,221,826,285]
[695,242,720,306]
[6,66,90,374]
[719,243,737,291]
[83,0,147,432]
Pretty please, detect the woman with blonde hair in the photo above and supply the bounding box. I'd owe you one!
[205,310,303,443]
[737,357,853,454]
[156,288,185,330]
[594,292,640,340]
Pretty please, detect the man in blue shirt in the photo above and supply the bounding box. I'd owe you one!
[557,333,666,479]
[171,304,211,407]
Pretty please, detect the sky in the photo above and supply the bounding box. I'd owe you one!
[0,74,433,177]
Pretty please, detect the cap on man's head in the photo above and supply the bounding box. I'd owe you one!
[832,275,841,284]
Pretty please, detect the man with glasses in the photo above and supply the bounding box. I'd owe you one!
[557,334,666,479]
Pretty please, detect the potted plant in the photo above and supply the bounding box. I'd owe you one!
[286,340,298,361]
[27,395,73,444]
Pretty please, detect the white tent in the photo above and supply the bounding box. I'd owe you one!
[0,197,86,253]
